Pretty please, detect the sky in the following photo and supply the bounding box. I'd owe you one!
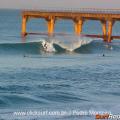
[0,0,120,9]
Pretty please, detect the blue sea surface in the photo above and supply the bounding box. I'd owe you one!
[0,9,120,120]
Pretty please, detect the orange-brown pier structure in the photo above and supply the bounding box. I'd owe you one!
[21,8,120,42]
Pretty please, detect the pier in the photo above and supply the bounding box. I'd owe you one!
[21,8,120,42]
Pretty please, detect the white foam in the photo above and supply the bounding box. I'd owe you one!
[40,35,93,52]
[52,35,93,51]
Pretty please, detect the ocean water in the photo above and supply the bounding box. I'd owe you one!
[0,9,120,120]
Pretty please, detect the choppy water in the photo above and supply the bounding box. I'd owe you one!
[0,9,120,120]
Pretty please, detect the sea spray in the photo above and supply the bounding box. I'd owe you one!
[42,35,93,52]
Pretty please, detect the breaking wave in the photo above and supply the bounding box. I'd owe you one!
[0,35,119,55]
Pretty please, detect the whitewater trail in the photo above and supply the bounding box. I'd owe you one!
[41,35,93,52]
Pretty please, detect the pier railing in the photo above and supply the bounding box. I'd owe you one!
[23,8,120,14]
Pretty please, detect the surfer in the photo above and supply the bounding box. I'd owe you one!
[43,43,47,50]
[102,54,105,57]
[23,54,29,57]
[42,41,48,51]
[23,54,26,57]
[42,40,55,52]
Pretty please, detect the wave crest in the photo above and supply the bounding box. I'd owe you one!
[41,35,93,52]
